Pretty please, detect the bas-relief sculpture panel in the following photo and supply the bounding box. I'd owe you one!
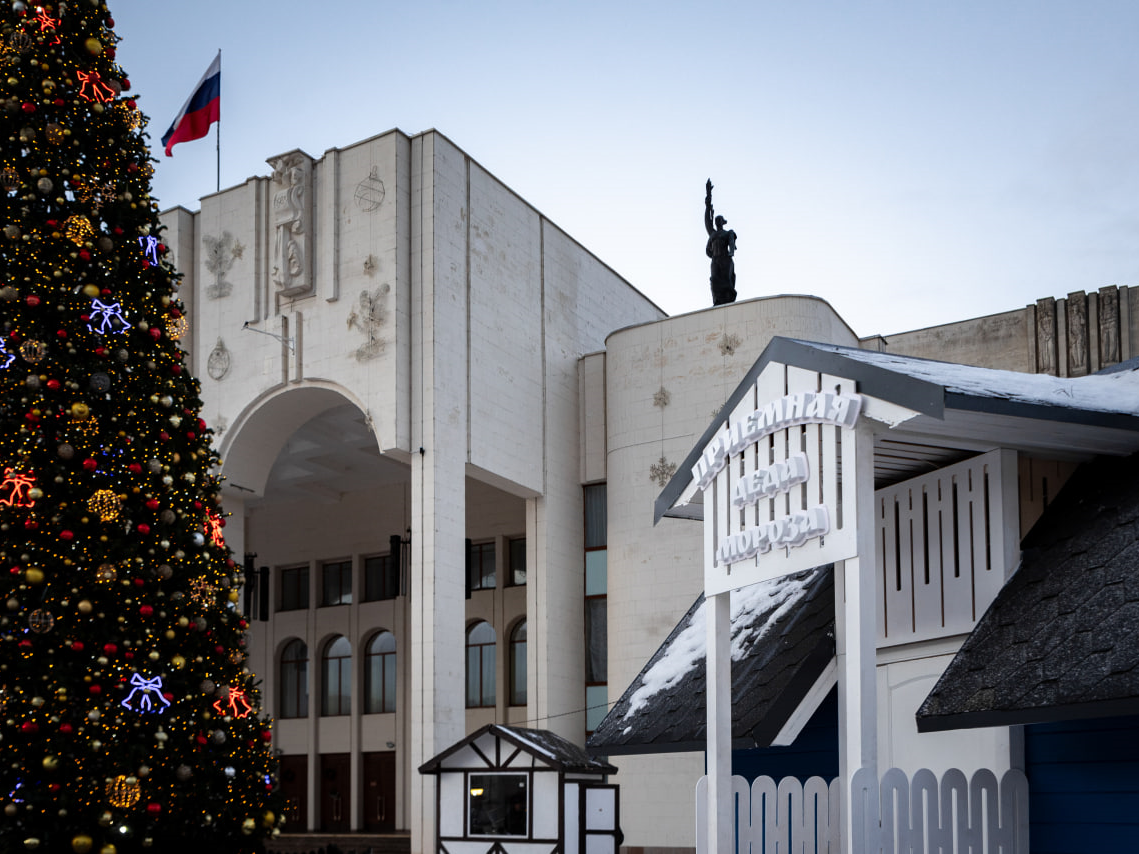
[1035,286,1129,377]
[268,152,313,300]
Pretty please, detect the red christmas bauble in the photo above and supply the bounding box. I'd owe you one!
[146,803,161,816]
[60,530,74,541]
[82,458,97,471]
[139,605,153,617]
[137,523,150,534]
[22,722,38,734]
[25,294,40,307]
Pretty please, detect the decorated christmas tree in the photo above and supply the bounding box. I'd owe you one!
[0,3,281,852]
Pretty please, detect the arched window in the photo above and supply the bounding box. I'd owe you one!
[321,635,352,716]
[364,630,396,714]
[279,639,308,719]
[509,621,527,707]
[466,621,496,708]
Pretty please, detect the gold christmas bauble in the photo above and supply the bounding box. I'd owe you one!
[24,568,44,585]
[71,835,93,853]
[105,775,140,809]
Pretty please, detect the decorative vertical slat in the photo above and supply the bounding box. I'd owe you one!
[876,450,1018,647]
[881,492,903,640]
[912,483,943,639]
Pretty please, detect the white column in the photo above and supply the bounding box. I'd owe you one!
[836,424,878,853]
[705,591,732,854]
[408,132,468,854]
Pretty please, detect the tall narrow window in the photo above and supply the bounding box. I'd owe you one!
[509,621,527,706]
[279,565,309,611]
[584,484,608,733]
[507,537,526,587]
[468,541,496,592]
[321,635,352,716]
[466,621,496,708]
[322,559,352,606]
[364,631,396,714]
[364,553,399,601]
[279,639,308,719]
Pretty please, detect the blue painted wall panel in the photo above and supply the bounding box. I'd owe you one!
[1025,714,1139,854]
[730,688,839,782]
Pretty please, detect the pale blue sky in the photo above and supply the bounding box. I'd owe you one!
[112,1,1139,337]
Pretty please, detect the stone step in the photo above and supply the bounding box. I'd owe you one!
[265,833,411,854]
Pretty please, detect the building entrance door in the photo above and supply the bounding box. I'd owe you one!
[362,751,397,832]
[320,753,351,832]
[278,754,308,831]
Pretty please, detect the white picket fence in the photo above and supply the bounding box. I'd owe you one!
[696,767,1029,854]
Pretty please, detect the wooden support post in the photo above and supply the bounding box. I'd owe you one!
[706,590,733,854]
[836,424,878,853]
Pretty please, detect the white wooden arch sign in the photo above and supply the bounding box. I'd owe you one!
[697,364,862,595]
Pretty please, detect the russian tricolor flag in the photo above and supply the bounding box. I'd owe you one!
[161,52,220,157]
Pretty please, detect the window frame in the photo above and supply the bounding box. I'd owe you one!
[465,621,496,708]
[508,620,527,707]
[279,639,309,719]
[506,537,526,587]
[320,635,352,717]
[363,552,399,601]
[321,559,352,607]
[279,565,310,612]
[364,630,397,714]
[468,540,496,592]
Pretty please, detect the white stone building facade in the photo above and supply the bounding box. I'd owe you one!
[164,126,1139,854]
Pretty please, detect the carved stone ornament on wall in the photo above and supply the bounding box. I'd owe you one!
[1100,286,1121,365]
[1067,294,1088,375]
[354,166,386,212]
[202,231,243,299]
[1035,297,1057,374]
[650,456,678,488]
[719,333,741,356]
[346,283,390,362]
[268,152,313,299]
[206,338,231,381]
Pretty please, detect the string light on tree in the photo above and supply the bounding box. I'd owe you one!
[0,2,283,850]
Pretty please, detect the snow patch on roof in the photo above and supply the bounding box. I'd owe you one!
[816,342,1139,415]
[620,569,820,720]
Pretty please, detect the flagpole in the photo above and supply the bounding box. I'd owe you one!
[215,49,221,193]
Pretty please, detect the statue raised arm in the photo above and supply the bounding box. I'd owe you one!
[704,179,737,305]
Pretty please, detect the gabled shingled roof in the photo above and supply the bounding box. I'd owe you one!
[421,724,617,774]
[917,452,1139,731]
[586,565,834,755]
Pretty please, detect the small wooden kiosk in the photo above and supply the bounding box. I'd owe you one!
[420,724,620,854]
